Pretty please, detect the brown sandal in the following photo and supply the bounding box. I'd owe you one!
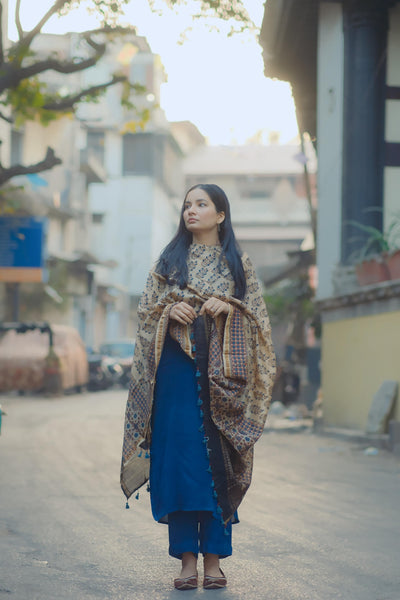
[203,568,227,590]
[174,574,198,591]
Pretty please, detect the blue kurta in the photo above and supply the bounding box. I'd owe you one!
[149,333,217,523]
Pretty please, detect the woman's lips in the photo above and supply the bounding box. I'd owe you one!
[188,218,197,223]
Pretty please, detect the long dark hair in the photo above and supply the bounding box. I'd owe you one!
[155,184,246,299]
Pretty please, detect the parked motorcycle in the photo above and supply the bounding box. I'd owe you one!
[87,350,123,391]
[98,339,135,389]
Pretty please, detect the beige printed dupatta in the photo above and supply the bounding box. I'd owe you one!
[120,244,276,521]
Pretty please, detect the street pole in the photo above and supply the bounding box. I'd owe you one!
[300,131,317,251]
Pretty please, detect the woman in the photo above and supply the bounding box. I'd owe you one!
[121,184,276,590]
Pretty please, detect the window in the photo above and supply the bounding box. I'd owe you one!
[92,213,104,224]
[236,175,280,199]
[247,190,270,199]
[87,131,105,165]
[11,129,24,165]
[122,133,153,175]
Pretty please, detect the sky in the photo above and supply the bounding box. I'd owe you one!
[7,0,298,145]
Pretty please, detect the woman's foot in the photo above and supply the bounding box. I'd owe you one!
[203,553,221,578]
[203,553,227,589]
[174,552,198,590]
[180,552,198,578]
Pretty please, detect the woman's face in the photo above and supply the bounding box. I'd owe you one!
[182,188,225,239]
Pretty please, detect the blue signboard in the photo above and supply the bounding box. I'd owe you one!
[0,216,47,282]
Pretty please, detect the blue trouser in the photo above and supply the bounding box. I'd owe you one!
[168,510,232,560]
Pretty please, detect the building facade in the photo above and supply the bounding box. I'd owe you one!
[82,36,184,341]
[183,143,316,280]
[261,0,400,430]
[0,30,184,348]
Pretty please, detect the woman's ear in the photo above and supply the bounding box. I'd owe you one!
[217,212,225,225]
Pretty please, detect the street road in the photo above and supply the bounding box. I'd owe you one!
[0,389,399,600]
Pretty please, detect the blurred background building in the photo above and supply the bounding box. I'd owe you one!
[261,0,400,432]
[0,30,185,347]
[78,34,184,342]
[183,140,318,394]
[183,141,315,278]
[1,24,316,351]
[0,5,318,408]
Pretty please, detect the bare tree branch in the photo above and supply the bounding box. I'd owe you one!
[0,147,62,186]
[18,2,133,50]
[23,0,71,48]
[82,25,135,39]
[1,24,136,94]
[0,109,14,124]
[17,52,105,80]
[0,28,128,94]
[42,75,126,111]
[0,36,107,94]
[15,0,24,40]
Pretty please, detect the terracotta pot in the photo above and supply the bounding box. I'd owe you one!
[355,257,391,286]
[386,249,400,281]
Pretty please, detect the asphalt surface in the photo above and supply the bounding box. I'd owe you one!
[0,389,399,600]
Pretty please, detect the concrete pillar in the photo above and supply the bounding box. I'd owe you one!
[341,0,389,263]
[316,2,344,299]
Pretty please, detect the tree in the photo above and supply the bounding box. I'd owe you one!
[0,0,252,187]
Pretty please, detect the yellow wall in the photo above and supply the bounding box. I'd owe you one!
[322,311,400,430]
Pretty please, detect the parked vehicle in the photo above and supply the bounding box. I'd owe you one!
[0,323,88,394]
[98,339,135,388]
[87,350,123,391]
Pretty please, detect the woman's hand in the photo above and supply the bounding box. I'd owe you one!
[170,302,197,324]
[199,297,230,318]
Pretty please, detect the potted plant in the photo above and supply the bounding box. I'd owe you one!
[348,213,400,285]
[386,247,400,280]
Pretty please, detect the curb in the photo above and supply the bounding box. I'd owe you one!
[264,417,313,434]
[313,425,390,449]
[264,417,392,450]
